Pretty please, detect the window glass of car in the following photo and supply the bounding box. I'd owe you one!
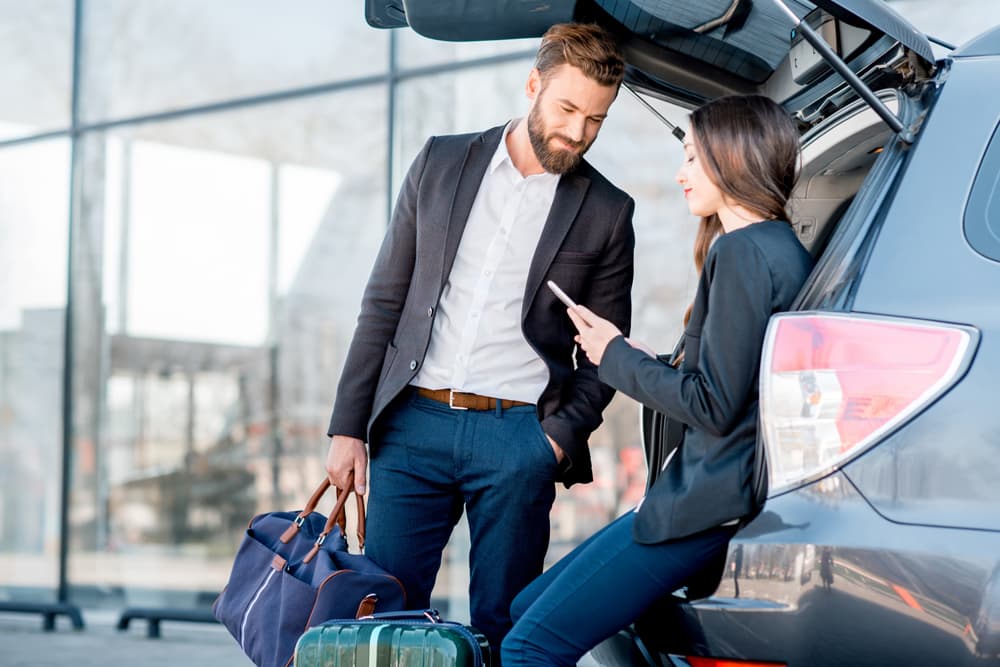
[964,122,1000,261]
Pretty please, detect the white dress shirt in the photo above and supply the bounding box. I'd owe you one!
[412,121,559,403]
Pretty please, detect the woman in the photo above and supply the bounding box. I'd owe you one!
[501,95,815,667]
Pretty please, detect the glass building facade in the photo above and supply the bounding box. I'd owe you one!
[1,0,995,620]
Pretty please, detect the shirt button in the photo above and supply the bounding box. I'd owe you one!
[427,307,434,317]
[409,360,418,370]
[484,270,493,277]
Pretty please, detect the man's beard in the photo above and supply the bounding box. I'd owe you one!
[527,103,591,175]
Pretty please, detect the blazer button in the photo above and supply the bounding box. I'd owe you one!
[427,307,434,317]
[409,360,418,371]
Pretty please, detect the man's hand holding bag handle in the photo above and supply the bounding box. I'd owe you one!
[279,476,366,559]
[212,474,406,667]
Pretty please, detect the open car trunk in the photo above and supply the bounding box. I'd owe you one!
[366,0,934,126]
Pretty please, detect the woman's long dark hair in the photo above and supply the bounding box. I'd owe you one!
[683,95,801,326]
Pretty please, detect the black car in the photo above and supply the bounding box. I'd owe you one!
[366,1,1000,664]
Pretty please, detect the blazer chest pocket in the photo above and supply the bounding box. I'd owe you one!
[551,250,601,266]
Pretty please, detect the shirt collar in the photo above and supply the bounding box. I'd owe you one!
[488,120,518,175]
[488,119,560,184]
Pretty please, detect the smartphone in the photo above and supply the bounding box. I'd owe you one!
[546,280,578,309]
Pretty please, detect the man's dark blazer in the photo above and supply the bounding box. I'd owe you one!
[327,124,635,486]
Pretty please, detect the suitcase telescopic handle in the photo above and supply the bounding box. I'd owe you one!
[360,609,443,623]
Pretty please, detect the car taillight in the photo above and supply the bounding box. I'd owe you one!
[760,312,975,495]
[685,657,786,667]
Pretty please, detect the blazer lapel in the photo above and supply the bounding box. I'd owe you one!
[522,168,591,320]
[439,125,505,296]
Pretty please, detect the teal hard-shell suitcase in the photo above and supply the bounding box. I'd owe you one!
[293,609,490,667]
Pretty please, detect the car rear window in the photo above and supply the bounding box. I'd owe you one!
[964,122,1000,261]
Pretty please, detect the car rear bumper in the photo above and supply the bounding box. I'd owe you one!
[633,471,1000,666]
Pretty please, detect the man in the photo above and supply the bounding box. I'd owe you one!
[325,22,634,653]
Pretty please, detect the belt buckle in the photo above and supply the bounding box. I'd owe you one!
[448,389,468,410]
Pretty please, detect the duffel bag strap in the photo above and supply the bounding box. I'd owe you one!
[279,475,366,549]
[329,472,366,549]
[332,478,367,549]
[302,474,367,564]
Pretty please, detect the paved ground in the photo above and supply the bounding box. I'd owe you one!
[0,610,604,666]
[0,610,251,667]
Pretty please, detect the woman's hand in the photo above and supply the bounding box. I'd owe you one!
[568,305,622,366]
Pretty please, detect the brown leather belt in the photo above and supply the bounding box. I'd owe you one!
[416,387,532,411]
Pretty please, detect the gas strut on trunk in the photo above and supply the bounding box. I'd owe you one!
[772,0,915,144]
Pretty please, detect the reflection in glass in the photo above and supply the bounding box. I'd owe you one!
[0,139,70,597]
[394,60,533,197]
[80,0,388,123]
[69,87,387,605]
[0,0,73,140]
[114,140,271,345]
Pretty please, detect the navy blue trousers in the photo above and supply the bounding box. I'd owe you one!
[365,390,560,656]
[501,511,736,667]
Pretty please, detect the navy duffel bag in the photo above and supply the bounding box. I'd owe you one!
[213,478,406,667]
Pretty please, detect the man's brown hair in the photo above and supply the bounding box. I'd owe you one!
[535,23,625,89]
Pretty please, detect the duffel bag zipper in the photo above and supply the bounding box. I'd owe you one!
[240,567,279,651]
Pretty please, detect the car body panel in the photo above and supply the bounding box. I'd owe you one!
[364,0,408,29]
[852,58,1000,323]
[954,24,1000,57]
[368,0,576,39]
[639,473,1000,666]
[846,54,1000,532]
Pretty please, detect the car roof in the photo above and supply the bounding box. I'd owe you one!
[954,24,1000,57]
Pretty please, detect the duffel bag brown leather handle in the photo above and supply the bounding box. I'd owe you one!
[329,473,366,549]
[279,475,366,553]
[304,478,366,564]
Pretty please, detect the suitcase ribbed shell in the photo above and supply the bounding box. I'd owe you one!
[294,618,490,667]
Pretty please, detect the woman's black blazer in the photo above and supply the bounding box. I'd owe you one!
[598,220,813,544]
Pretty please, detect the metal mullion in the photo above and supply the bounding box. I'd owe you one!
[58,0,85,609]
[0,129,72,149]
[0,49,538,151]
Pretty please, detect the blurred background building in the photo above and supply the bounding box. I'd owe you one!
[1,0,997,622]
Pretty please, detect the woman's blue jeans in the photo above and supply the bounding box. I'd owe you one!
[501,510,736,667]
